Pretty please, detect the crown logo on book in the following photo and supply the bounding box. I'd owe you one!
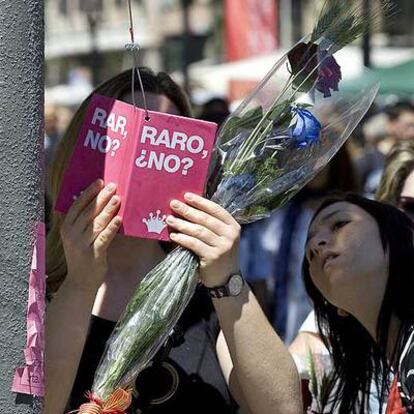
[142,210,167,234]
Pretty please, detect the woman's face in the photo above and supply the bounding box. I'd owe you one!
[398,170,414,221]
[306,202,388,312]
[121,91,181,116]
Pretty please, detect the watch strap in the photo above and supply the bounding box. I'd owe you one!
[208,285,229,299]
[207,273,244,299]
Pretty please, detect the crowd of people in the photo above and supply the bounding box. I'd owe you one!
[44,67,414,414]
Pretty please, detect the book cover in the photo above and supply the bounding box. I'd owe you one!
[55,94,138,212]
[55,94,217,241]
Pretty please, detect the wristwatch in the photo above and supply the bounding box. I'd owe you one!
[207,273,245,299]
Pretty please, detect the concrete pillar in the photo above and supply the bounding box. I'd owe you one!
[0,0,44,412]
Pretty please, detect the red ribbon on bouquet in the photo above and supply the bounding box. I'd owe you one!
[70,388,132,414]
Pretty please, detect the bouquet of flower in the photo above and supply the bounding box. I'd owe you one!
[76,1,393,411]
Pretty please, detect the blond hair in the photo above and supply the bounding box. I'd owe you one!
[376,140,414,205]
[46,68,192,294]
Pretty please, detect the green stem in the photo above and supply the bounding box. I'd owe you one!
[229,84,292,171]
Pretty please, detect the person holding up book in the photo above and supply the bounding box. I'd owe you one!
[45,68,301,414]
[45,68,237,414]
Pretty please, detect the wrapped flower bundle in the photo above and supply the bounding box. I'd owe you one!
[76,0,393,411]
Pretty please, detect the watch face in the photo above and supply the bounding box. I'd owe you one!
[228,274,244,296]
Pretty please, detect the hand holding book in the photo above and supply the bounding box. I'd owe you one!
[60,179,121,292]
[56,95,217,242]
[167,192,241,288]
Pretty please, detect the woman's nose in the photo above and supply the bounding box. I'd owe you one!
[309,234,328,257]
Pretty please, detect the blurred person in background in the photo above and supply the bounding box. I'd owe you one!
[45,105,62,169]
[239,144,359,344]
[386,102,414,148]
[355,102,414,197]
[45,105,63,231]
[376,140,414,221]
[198,97,230,127]
[239,219,274,318]
[45,106,75,232]
[354,113,388,195]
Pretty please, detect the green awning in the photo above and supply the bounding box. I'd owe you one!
[341,58,414,97]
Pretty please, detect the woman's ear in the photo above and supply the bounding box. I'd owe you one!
[337,308,350,317]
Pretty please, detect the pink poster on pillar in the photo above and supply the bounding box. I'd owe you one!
[55,94,218,241]
[12,222,45,397]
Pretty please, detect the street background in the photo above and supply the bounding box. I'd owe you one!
[44,0,414,347]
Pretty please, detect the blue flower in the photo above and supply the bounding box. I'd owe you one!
[215,174,256,211]
[221,174,256,192]
[288,106,321,148]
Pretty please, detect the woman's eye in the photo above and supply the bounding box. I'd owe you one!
[332,220,349,231]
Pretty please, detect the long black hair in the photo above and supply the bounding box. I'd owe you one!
[303,193,414,413]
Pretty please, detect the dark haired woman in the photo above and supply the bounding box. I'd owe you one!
[290,140,414,412]
[182,193,414,413]
[239,144,359,343]
[300,193,414,412]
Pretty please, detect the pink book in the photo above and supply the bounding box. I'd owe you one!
[55,94,217,241]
